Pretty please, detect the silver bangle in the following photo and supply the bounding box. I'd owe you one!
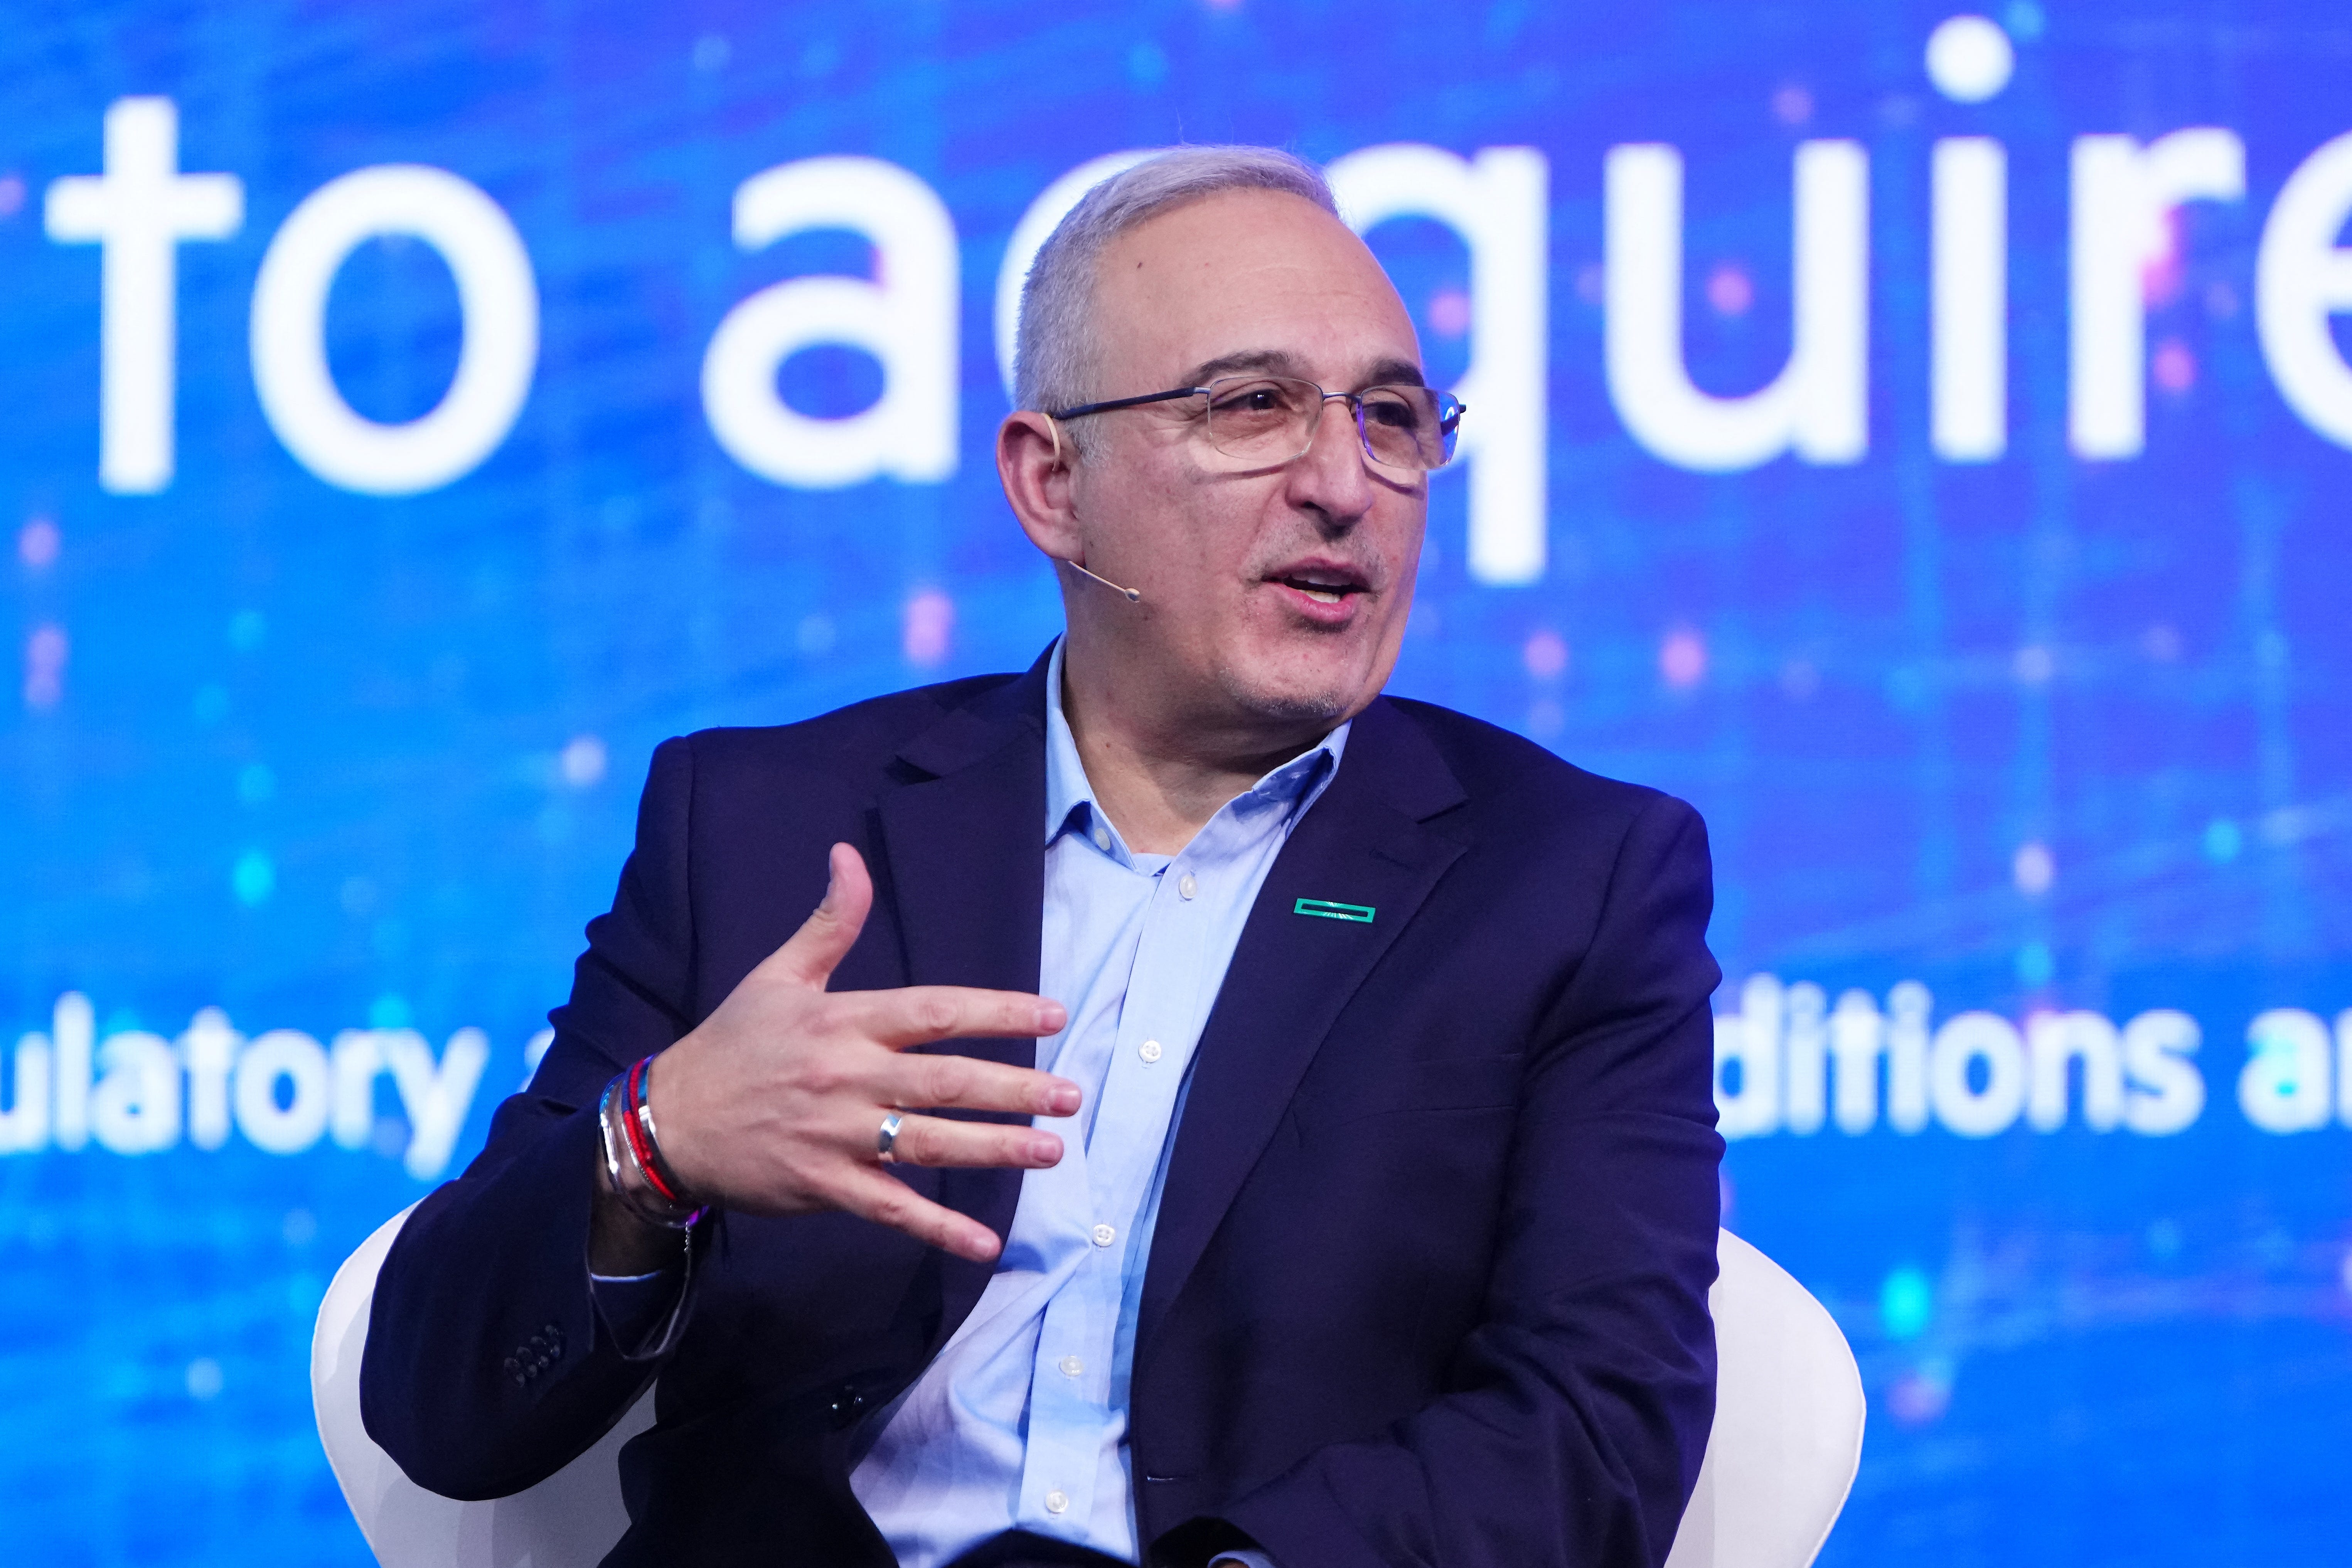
[598,1078,703,1230]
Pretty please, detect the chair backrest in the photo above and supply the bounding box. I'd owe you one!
[311,1205,654,1568]
[1663,1231,1866,1568]
[316,1217,1857,1568]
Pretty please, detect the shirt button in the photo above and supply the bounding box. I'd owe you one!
[1091,1222,1117,1248]
[1059,1355,1084,1377]
[1044,1489,1070,1515]
[1139,1039,1163,1064]
[1092,825,1110,852]
[1178,872,1197,900]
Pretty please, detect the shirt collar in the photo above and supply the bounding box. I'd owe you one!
[1043,637,1350,854]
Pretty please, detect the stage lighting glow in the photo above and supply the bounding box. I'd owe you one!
[1926,16,2016,104]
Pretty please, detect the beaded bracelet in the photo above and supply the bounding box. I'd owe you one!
[598,1073,705,1230]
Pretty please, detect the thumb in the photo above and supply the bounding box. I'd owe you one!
[762,843,873,989]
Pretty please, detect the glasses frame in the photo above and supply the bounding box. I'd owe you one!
[1047,375,1467,472]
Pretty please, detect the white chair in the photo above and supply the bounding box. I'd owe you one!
[315,1218,1862,1568]
[312,1205,655,1568]
[1663,1231,1866,1568]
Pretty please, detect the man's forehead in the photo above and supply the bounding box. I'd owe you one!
[1093,190,1422,384]
[1104,189,1392,298]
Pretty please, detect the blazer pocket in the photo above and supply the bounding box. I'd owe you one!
[1292,1053,1525,1134]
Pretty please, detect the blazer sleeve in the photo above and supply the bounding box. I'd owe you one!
[359,736,707,1501]
[1210,793,1724,1568]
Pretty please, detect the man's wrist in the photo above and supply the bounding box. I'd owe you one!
[590,1160,685,1274]
[608,1061,706,1217]
[591,1081,701,1274]
[588,1255,689,1355]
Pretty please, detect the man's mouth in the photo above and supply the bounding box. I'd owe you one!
[1271,569,1368,605]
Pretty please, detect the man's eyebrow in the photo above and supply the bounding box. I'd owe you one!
[1181,349,1308,384]
[1179,350,1431,390]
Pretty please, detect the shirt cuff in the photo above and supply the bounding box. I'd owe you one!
[587,1238,692,1360]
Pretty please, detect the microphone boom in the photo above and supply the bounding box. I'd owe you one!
[1062,559,1142,603]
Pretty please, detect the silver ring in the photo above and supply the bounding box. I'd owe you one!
[876,1111,904,1164]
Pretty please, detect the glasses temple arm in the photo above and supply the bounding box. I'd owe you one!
[1047,387,1209,420]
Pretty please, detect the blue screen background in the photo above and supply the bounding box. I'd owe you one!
[2,1,2347,1561]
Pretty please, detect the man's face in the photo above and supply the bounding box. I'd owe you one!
[1066,188,1429,737]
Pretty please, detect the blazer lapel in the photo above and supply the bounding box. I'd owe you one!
[871,657,1051,1347]
[1137,697,1469,1357]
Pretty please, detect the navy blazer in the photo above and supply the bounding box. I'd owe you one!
[361,654,1724,1568]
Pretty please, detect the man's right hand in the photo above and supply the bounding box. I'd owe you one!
[597,841,1075,1267]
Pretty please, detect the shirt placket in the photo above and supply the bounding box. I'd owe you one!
[1017,829,1221,1537]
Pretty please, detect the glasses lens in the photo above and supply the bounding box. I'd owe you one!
[1357,386,1459,470]
[1204,377,1321,462]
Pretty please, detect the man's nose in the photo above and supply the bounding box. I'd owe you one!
[1287,396,1376,521]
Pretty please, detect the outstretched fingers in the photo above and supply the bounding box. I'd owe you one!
[663,842,1084,1260]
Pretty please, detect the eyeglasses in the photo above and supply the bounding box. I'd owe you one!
[1048,375,1466,472]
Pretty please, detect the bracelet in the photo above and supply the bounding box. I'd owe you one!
[598,1075,705,1230]
[623,1055,695,1206]
[600,1076,704,1228]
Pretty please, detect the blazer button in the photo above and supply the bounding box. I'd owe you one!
[827,1387,868,1428]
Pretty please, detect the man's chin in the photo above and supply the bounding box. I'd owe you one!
[1193,613,1402,731]
[1213,657,1383,732]
[1230,688,1353,729]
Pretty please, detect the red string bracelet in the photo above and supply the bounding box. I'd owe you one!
[599,1073,704,1230]
[621,1055,694,1208]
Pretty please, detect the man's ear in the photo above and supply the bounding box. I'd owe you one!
[997,410,1082,561]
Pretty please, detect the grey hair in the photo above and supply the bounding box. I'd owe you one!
[1014,145,1338,447]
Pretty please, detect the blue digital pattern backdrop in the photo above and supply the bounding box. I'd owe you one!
[2,1,2347,1562]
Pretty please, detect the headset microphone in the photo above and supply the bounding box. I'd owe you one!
[1045,415,1141,601]
[1061,559,1143,603]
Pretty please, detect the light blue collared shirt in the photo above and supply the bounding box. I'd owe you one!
[847,640,1346,1566]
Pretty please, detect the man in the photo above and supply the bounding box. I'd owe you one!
[362,145,1722,1568]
